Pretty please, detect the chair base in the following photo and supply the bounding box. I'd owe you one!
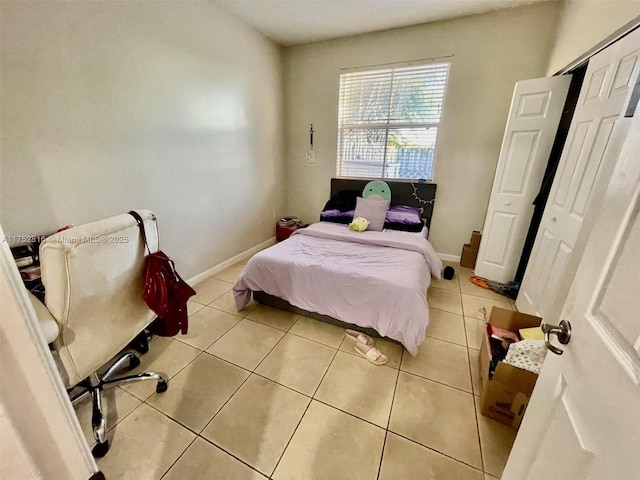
[69,352,167,458]
[127,331,151,354]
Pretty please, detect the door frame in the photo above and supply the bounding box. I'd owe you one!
[554,20,640,75]
[0,225,100,480]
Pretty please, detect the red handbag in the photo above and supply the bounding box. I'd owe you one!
[129,211,195,336]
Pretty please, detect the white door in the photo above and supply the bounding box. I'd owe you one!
[475,76,571,283]
[502,102,640,480]
[517,29,640,318]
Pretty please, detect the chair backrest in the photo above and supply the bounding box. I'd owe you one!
[40,210,159,387]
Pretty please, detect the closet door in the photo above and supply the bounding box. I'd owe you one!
[517,28,640,319]
[475,76,571,283]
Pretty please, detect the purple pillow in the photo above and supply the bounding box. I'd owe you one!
[321,204,423,228]
[320,209,355,218]
[320,209,354,225]
[386,205,423,225]
[353,197,389,231]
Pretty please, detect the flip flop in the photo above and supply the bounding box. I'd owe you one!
[354,343,388,366]
[344,329,374,347]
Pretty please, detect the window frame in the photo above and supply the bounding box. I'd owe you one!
[336,61,450,182]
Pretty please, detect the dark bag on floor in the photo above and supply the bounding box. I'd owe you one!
[129,211,195,336]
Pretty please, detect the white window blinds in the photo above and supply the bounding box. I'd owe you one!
[336,62,450,180]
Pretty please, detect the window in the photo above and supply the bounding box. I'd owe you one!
[336,62,450,180]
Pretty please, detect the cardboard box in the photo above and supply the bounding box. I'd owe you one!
[460,244,479,268]
[470,231,482,250]
[479,307,543,429]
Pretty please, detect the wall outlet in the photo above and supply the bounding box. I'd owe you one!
[306,149,317,166]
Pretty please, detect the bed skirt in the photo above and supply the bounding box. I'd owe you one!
[252,291,401,344]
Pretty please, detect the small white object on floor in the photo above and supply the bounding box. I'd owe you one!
[354,343,388,366]
[344,329,374,347]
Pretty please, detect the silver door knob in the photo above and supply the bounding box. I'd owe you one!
[505,201,511,206]
[541,320,571,355]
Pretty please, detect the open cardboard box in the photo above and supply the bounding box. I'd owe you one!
[479,307,543,429]
[460,231,482,268]
[460,244,478,268]
[470,230,482,250]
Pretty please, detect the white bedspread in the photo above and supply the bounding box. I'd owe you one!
[233,223,442,356]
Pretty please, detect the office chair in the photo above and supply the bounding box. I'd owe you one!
[36,210,168,457]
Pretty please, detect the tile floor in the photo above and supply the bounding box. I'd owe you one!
[74,261,517,480]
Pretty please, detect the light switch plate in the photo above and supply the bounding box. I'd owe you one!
[306,149,317,166]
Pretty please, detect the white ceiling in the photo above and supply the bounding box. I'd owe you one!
[216,0,551,46]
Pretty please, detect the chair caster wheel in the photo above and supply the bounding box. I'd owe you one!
[92,440,109,458]
[129,356,141,369]
[156,380,168,393]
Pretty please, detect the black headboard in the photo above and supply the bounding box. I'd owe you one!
[329,178,437,229]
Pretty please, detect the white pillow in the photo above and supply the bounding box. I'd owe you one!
[353,197,389,231]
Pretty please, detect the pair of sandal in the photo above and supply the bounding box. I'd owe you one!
[344,330,388,366]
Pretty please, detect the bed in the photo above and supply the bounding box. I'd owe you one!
[233,179,442,356]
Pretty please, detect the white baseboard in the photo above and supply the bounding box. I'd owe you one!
[437,253,461,263]
[187,236,276,286]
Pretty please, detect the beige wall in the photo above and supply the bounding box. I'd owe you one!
[0,1,284,278]
[547,0,640,74]
[283,2,561,256]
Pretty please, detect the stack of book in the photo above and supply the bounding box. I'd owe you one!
[278,217,304,228]
[11,244,41,283]
[20,265,41,281]
[13,245,34,267]
[276,217,307,241]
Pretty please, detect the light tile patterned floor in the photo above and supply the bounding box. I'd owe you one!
[74,261,516,479]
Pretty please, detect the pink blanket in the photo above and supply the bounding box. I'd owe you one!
[233,223,442,356]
